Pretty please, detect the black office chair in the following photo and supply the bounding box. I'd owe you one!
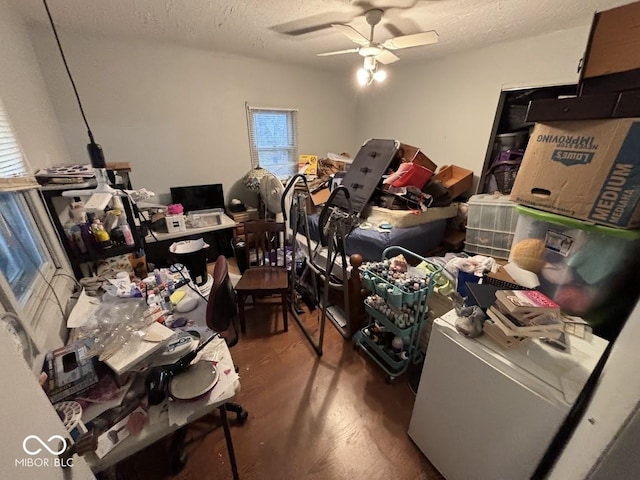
[169,255,247,478]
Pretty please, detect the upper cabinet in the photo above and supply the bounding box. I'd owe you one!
[478,84,578,195]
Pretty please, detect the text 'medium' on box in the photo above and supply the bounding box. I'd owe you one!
[510,118,640,229]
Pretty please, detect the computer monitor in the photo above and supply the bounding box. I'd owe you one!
[169,184,225,213]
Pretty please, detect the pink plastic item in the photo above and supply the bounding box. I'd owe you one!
[383,162,433,189]
[167,204,184,215]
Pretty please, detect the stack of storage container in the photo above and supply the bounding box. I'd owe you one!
[465,194,519,259]
[506,120,640,335]
[501,1,640,338]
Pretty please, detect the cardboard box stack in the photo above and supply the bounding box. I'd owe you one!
[503,1,640,338]
[509,119,640,229]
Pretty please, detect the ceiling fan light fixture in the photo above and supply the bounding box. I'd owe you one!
[357,68,371,86]
[373,69,386,82]
[359,45,383,58]
[363,56,376,71]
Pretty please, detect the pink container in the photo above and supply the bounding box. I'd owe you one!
[167,204,184,215]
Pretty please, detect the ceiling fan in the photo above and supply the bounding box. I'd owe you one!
[317,9,438,85]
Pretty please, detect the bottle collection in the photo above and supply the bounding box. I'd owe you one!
[362,255,430,330]
[365,293,424,329]
[112,265,190,315]
[362,323,410,363]
[64,198,136,256]
[355,248,441,381]
[363,257,429,294]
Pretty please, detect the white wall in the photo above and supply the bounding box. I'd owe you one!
[28,28,358,205]
[550,301,640,479]
[0,0,70,171]
[355,25,592,189]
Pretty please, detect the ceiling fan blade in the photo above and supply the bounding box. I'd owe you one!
[375,49,400,64]
[331,24,370,46]
[383,30,439,50]
[317,48,360,57]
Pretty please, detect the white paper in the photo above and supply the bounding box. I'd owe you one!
[193,336,226,363]
[67,288,100,328]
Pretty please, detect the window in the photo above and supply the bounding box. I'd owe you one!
[246,105,298,179]
[0,193,50,302]
[0,96,72,360]
[0,98,27,177]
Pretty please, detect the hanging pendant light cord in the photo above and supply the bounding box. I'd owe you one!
[42,0,96,144]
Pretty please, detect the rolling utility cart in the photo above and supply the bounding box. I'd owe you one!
[353,246,441,382]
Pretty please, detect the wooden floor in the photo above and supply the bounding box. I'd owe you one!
[117,264,445,480]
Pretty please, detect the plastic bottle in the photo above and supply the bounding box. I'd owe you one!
[92,220,112,249]
[146,293,156,307]
[163,295,173,314]
[121,224,135,246]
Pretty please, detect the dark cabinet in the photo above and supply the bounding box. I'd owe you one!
[478,84,578,195]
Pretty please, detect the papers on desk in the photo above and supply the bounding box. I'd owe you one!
[168,340,239,426]
[67,288,100,328]
[80,378,134,424]
[95,407,148,459]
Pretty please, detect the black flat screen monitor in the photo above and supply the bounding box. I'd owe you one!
[170,184,225,213]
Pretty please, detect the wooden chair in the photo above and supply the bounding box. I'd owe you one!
[234,220,288,334]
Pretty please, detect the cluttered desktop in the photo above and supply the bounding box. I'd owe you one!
[40,258,243,477]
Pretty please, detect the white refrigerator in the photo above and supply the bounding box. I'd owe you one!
[408,309,607,480]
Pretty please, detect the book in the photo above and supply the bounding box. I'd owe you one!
[482,317,528,348]
[495,289,560,315]
[487,306,563,339]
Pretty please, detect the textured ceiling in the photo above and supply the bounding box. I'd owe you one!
[10,0,637,70]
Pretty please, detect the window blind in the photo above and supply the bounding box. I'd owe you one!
[246,104,298,179]
[0,98,37,191]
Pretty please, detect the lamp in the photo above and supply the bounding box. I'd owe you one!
[356,56,386,87]
[242,167,269,193]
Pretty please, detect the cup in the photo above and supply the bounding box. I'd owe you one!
[129,253,148,279]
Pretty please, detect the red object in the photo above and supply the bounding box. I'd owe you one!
[384,162,433,189]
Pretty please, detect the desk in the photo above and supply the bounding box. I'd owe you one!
[84,297,241,478]
[144,213,237,266]
[144,213,236,243]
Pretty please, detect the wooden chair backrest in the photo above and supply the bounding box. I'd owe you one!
[243,221,287,269]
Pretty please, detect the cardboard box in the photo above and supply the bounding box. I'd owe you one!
[434,165,473,199]
[298,155,318,176]
[227,208,258,223]
[510,119,640,228]
[400,143,438,172]
[582,1,640,80]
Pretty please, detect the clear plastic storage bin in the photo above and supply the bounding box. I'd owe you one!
[509,205,640,328]
[465,194,519,259]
